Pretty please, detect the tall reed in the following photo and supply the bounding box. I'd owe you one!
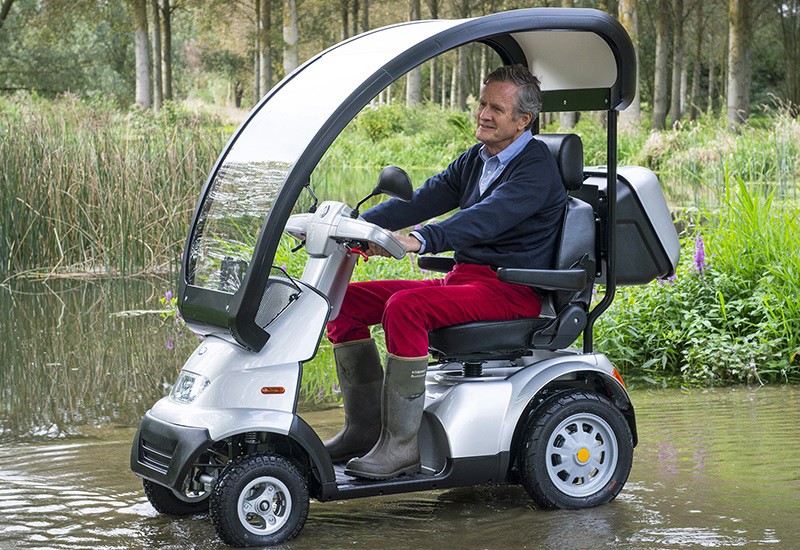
[0,94,228,279]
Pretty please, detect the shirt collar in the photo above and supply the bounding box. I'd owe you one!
[479,131,534,164]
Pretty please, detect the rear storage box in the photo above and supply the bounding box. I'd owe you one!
[577,166,680,285]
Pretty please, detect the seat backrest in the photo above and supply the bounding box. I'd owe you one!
[536,134,595,312]
[536,133,584,191]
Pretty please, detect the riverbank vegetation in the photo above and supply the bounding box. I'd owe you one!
[2,96,800,395]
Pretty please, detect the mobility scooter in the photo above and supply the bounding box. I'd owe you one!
[131,8,680,546]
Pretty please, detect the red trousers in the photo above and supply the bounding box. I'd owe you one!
[326,263,542,358]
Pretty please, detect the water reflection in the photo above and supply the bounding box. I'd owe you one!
[0,278,195,441]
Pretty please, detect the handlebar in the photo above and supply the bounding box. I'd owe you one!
[285,203,406,260]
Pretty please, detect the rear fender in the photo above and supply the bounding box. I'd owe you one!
[501,355,636,457]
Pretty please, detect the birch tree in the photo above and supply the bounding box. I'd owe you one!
[133,0,151,108]
[406,0,422,106]
[259,0,271,97]
[618,0,641,130]
[150,0,163,110]
[652,0,670,129]
[727,0,750,125]
[283,0,299,75]
[560,0,577,129]
[668,0,684,126]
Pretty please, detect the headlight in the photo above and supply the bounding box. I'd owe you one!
[170,371,210,404]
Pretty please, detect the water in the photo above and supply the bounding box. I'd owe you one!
[2,280,799,548]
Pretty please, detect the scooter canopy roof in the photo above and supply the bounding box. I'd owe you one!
[180,8,636,351]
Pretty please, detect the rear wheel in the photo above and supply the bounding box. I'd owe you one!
[143,479,210,515]
[210,453,309,547]
[519,390,633,509]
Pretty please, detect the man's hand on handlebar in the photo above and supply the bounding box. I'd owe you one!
[365,232,422,258]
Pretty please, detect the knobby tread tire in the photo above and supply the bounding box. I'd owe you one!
[520,389,633,510]
[143,479,210,515]
[210,453,309,547]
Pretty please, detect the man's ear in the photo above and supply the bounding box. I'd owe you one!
[517,112,533,131]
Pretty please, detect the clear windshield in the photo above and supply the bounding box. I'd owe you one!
[187,19,464,293]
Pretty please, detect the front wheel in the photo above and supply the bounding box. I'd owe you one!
[519,390,633,510]
[210,453,309,547]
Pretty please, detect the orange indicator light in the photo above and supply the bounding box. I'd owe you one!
[261,386,286,394]
[612,368,626,389]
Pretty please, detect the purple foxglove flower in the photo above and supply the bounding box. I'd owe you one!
[694,235,706,274]
[165,290,173,301]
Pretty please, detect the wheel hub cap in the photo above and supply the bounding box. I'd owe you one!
[237,476,293,536]
[545,412,619,498]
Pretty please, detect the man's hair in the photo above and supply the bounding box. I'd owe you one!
[483,64,542,131]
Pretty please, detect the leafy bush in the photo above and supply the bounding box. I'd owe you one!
[596,176,800,386]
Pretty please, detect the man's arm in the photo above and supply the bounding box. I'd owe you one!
[361,147,477,231]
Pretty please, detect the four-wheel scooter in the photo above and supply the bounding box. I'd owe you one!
[131,8,680,546]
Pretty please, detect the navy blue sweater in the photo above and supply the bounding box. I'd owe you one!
[362,138,567,269]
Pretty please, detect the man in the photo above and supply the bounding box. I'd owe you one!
[325,64,567,480]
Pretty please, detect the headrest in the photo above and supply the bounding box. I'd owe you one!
[536,134,584,191]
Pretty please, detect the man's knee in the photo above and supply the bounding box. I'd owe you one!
[383,290,429,327]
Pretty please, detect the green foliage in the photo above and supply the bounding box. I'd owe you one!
[596,175,800,387]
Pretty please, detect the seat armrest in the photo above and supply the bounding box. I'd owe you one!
[497,267,588,292]
[418,256,456,273]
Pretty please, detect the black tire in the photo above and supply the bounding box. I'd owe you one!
[519,390,633,510]
[210,453,309,547]
[143,479,210,515]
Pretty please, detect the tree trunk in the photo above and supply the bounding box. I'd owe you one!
[456,0,469,111]
[668,0,684,126]
[427,0,440,104]
[253,0,260,106]
[441,55,447,109]
[259,0,271,97]
[618,0,641,131]
[777,0,800,115]
[707,58,716,115]
[283,0,299,75]
[133,0,151,108]
[0,0,14,30]
[450,56,457,110]
[727,0,750,125]
[680,53,688,116]
[352,0,359,35]
[406,0,422,106]
[341,0,349,41]
[161,0,173,101]
[689,2,703,120]
[150,0,162,111]
[652,0,670,129]
[558,0,577,129]
[361,0,369,31]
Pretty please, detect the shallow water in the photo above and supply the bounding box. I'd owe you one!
[2,280,799,548]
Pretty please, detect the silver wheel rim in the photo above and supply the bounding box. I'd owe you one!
[545,412,618,498]
[237,476,293,536]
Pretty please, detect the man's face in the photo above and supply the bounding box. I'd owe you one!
[475,80,532,156]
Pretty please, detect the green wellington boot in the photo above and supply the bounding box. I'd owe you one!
[344,354,428,480]
[324,338,383,463]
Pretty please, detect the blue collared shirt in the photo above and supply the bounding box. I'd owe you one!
[477,131,534,196]
[411,131,534,253]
